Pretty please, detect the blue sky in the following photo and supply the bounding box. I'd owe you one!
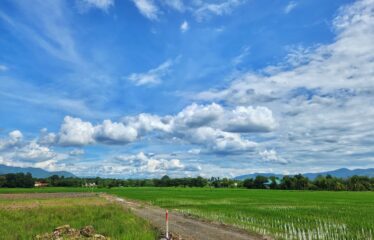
[0,0,373,178]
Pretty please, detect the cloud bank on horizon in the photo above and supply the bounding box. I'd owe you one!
[0,0,373,178]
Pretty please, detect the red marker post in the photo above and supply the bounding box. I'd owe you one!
[166,209,169,239]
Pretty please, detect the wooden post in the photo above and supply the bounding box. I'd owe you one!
[166,209,169,239]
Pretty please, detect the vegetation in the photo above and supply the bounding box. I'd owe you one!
[2,173,373,191]
[0,195,157,240]
[0,173,34,188]
[1,186,374,239]
[108,187,374,240]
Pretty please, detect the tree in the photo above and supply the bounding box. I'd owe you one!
[243,178,254,189]
[253,176,268,189]
[347,175,371,191]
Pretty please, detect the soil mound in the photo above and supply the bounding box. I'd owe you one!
[35,225,109,240]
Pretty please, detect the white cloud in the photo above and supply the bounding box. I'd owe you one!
[77,0,114,12]
[0,130,23,150]
[50,102,274,154]
[122,113,172,134]
[69,148,85,156]
[0,1,82,65]
[9,130,23,141]
[132,0,159,20]
[185,127,257,153]
[14,141,57,162]
[38,128,57,146]
[128,59,173,86]
[284,1,297,14]
[194,0,374,169]
[161,0,185,11]
[115,152,200,174]
[58,116,95,146]
[174,103,224,128]
[223,106,276,132]
[180,20,189,32]
[0,131,70,172]
[232,46,250,65]
[259,149,288,165]
[94,119,138,144]
[194,0,245,21]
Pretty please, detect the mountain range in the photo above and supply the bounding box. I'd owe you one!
[235,168,374,180]
[0,164,76,178]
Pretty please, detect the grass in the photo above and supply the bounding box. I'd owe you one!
[0,195,158,240]
[106,187,374,240]
[2,187,374,239]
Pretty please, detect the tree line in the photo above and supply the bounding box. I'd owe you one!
[0,173,34,188]
[0,173,374,191]
[242,174,374,191]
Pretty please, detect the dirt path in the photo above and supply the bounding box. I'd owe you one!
[102,194,269,240]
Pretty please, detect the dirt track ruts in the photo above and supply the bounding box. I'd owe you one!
[102,194,269,240]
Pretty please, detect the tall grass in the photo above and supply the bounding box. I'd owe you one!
[0,196,157,240]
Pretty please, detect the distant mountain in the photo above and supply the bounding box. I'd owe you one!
[235,168,374,180]
[303,168,374,179]
[234,173,283,180]
[0,164,76,178]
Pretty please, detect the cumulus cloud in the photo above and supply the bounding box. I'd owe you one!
[0,130,69,172]
[94,120,138,144]
[38,128,57,146]
[58,116,95,146]
[173,103,224,128]
[122,113,171,134]
[0,130,23,150]
[51,102,275,154]
[9,130,23,142]
[259,149,288,165]
[14,141,57,162]
[195,0,374,169]
[115,152,201,174]
[127,59,173,86]
[180,20,189,32]
[185,127,257,153]
[132,0,159,20]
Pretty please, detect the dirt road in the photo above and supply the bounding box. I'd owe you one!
[102,194,268,240]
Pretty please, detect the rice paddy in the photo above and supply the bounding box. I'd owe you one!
[108,187,374,240]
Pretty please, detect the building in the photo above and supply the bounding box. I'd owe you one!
[34,181,48,187]
[83,182,97,187]
[263,178,281,189]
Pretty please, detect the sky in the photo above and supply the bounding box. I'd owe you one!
[0,0,373,178]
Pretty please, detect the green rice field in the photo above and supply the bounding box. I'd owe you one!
[108,187,374,240]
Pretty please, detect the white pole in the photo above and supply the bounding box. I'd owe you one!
[166,209,169,239]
